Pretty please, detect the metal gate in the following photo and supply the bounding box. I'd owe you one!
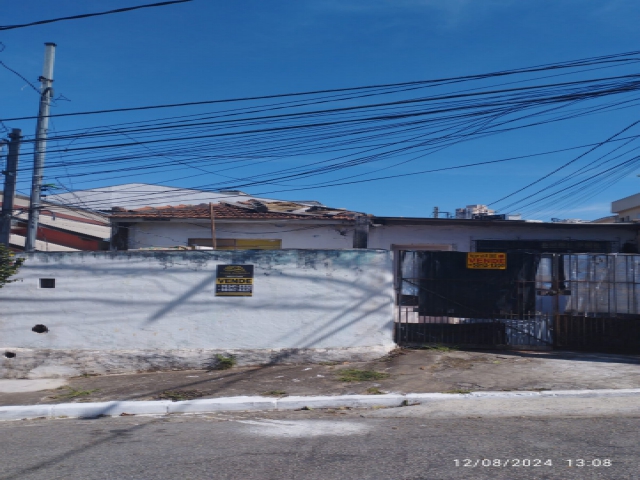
[395,251,640,353]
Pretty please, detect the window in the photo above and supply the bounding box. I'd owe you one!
[39,278,56,288]
[188,238,282,250]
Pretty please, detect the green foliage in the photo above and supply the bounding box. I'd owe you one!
[336,369,390,382]
[51,387,100,399]
[157,390,204,401]
[215,354,237,370]
[262,390,287,397]
[0,244,23,288]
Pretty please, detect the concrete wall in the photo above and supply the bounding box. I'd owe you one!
[0,250,394,378]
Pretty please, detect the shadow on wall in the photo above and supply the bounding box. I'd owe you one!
[0,251,396,477]
[0,250,395,352]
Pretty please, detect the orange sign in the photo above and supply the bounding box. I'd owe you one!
[467,252,507,270]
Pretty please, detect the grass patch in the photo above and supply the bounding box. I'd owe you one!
[262,390,288,397]
[336,369,390,382]
[51,387,99,399]
[319,361,340,366]
[214,354,237,370]
[366,387,384,395]
[421,344,458,352]
[157,390,205,402]
[444,389,472,394]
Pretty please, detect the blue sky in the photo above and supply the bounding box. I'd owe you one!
[2,0,640,219]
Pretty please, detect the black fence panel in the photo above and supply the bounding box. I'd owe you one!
[555,314,640,353]
[413,252,539,318]
[395,322,506,346]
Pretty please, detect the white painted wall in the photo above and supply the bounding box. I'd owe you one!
[0,250,394,377]
[368,223,638,251]
[125,219,637,253]
[129,220,354,249]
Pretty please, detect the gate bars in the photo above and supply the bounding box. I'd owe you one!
[395,251,640,353]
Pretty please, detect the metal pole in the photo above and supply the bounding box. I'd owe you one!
[552,253,560,348]
[0,129,22,246]
[209,202,217,249]
[25,42,56,252]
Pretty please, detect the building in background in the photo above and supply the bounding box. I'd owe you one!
[608,192,640,223]
[454,204,522,221]
[455,204,496,219]
[0,192,110,252]
[45,183,320,212]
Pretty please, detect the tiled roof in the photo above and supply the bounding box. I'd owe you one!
[109,201,359,220]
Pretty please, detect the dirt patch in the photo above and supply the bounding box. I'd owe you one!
[2,350,640,406]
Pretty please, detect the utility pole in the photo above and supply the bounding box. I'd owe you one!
[0,129,22,246]
[209,202,217,249]
[25,42,56,253]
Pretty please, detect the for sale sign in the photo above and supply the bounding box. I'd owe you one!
[215,264,254,296]
[466,252,507,270]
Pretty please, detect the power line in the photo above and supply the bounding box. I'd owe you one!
[0,0,193,31]
[4,51,640,122]
[10,50,640,217]
[0,60,40,94]
[27,94,640,210]
[45,137,640,211]
[492,118,640,209]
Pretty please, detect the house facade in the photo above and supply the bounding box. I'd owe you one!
[109,201,640,254]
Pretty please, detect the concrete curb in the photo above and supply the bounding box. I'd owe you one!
[2,389,640,421]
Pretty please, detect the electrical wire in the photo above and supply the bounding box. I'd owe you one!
[0,0,193,31]
[9,49,640,219]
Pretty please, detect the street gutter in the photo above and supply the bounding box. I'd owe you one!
[2,389,640,421]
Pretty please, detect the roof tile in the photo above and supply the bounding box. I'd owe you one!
[109,202,358,221]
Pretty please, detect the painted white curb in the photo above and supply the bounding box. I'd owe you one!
[168,396,277,414]
[277,394,405,410]
[1,389,640,421]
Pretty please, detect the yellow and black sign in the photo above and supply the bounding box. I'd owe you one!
[216,264,254,296]
[467,252,507,270]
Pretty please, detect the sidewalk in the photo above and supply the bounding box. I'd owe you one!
[2,348,639,407]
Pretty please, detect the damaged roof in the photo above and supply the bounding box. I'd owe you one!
[109,200,363,221]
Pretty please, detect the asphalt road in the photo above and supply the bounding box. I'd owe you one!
[1,407,638,480]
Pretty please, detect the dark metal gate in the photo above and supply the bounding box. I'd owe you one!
[395,251,640,353]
